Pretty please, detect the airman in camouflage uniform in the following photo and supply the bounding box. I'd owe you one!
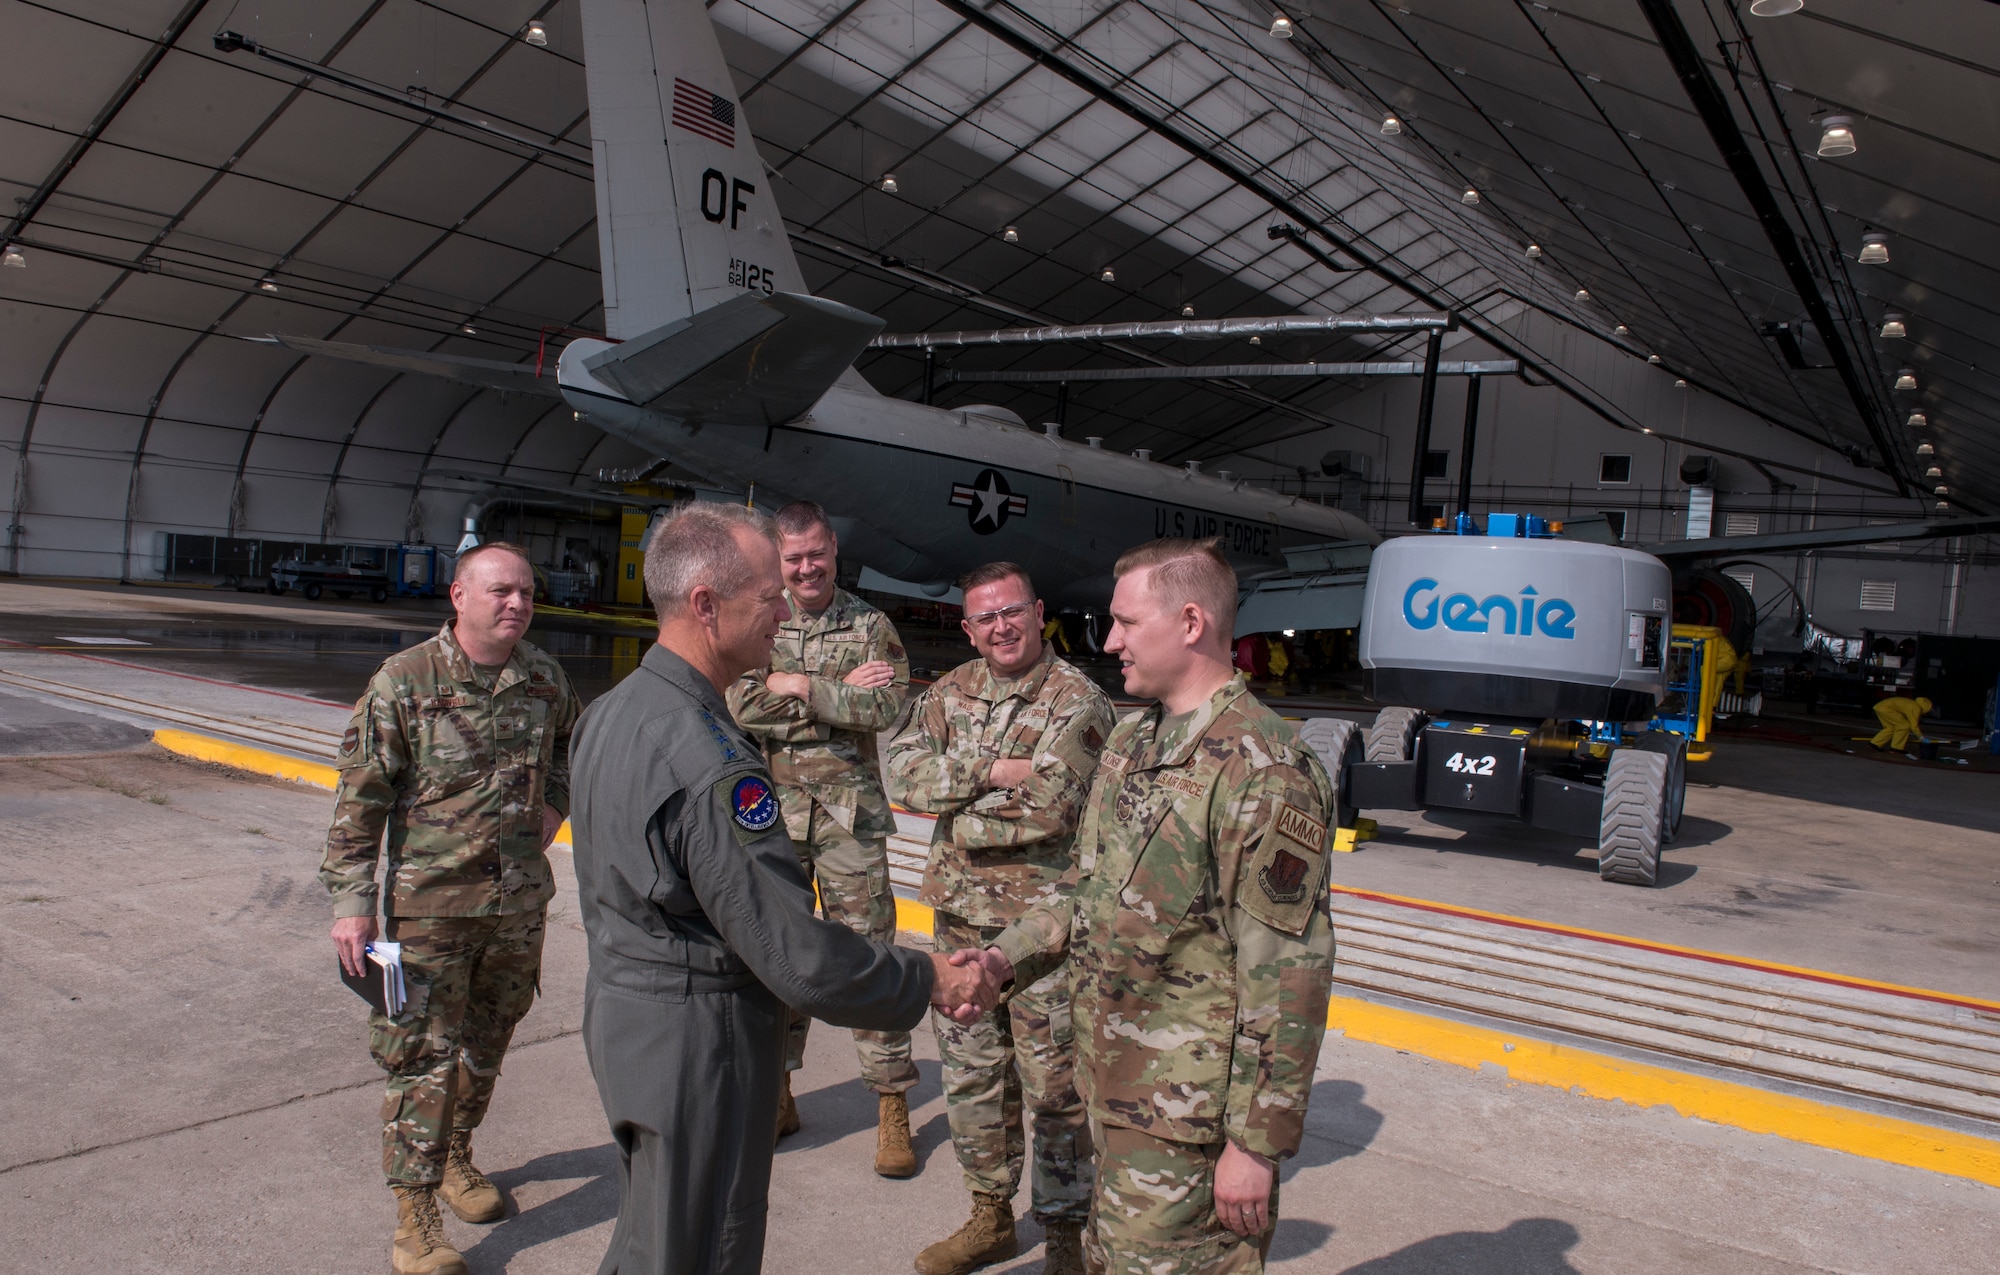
[323,543,580,1275]
[886,562,1115,1275]
[985,540,1339,1275]
[725,501,917,1174]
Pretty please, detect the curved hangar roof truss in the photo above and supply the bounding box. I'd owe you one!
[1,0,1991,577]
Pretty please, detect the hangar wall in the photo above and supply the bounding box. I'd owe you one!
[1215,310,2000,644]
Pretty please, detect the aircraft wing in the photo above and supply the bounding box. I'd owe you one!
[259,336,561,399]
[578,291,884,426]
[1233,541,1374,636]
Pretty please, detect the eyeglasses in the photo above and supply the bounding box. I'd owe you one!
[965,602,1034,629]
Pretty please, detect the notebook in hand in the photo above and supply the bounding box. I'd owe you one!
[338,941,405,1016]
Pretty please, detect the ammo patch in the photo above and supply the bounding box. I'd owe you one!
[1247,799,1329,934]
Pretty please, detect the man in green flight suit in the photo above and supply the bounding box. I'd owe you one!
[962,537,1341,1274]
[726,499,920,1176]
[324,541,582,1275]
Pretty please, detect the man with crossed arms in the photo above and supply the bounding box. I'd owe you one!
[888,562,1114,1275]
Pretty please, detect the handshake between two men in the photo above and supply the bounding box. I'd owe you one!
[927,945,1016,1023]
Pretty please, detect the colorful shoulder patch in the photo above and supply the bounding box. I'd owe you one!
[729,774,781,834]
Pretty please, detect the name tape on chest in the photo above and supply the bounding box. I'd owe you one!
[1099,751,1132,775]
[1157,771,1209,799]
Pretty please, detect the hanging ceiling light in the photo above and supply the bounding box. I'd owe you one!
[524,20,549,46]
[258,277,278,292]
[1857,232,1889,264]
[1181,304,1196,317]
[1816,115,1857,158]
[1907,410,1927,428]
[1647,353,1662,364]
[1576,288,1592,302]
[879,174,898,193]
[1894,367,1917,391]
[1248,335,1262,345]
[1916,441,1935,457]
[1675,379,1688,389]
[1925,466,1943,479]
[460,324,477,335]
[1461,187,1481,205]
[1,245,24,268]
[1614,324,1630,336]
[1879,312,1907,339]
[1002,225,1019,243]
[1380,114,1402,136]
[1270,14,1295,38]
[1525,243,1542,259]
[1099,266,1115,283]
[1748,0,1804,14]
[1934,485,1950,496]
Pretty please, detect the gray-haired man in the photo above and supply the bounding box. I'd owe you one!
[568,501,999,1275]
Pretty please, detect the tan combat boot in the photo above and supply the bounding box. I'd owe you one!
[874,1090,917,1178]
[776,1071,801,1144]
[1041,1219,1086,1275]
[438,1129,505,1223]
[391,1184,470,1275]
[914,1192,1018,1275]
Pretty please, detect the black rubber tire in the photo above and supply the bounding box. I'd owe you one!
[1297,716,1364,828]
[1628,730,1689,843]
[370,585,389,603]
[1365,706,1426,763]
[1598,748,1668,886]
[302,581,323,601]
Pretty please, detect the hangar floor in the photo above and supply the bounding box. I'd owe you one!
[2,581,1997,1270]
[1,744,1993,1274]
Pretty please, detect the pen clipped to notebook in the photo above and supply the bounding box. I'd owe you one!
[338,940,405,1016]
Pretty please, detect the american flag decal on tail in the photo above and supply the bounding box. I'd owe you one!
[671,78,736,148]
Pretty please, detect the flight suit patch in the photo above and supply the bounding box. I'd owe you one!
[1245,800,1328,935]
[721,773,781,843]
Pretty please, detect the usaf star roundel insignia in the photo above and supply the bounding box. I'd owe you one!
[731,775,780,832]
[948,468,1029,535]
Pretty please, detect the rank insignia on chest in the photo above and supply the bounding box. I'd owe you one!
[731,775,780,832]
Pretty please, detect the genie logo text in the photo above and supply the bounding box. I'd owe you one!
[1402,578,1577,639]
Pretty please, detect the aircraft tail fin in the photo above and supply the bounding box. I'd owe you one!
[568,291,883,426]
[579,0,810,339]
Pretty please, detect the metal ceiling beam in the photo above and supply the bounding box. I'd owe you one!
[1643,517,2000,561]
[0,0,209,252]
[940,359,1515,383]
[1635,0,1906,496]
[873,312,1451,349]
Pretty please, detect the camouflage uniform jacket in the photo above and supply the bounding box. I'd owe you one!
[321,622,581,920]
[726,587,909,842]
[886,647,1115,927]
[990,673,1338,1162]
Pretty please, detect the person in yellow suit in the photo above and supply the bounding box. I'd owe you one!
[1870,695,1932,753]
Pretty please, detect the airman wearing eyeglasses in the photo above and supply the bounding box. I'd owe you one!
[886,562,1116,1275]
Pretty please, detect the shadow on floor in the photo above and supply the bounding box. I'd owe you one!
[463,1142,620,1268]
[1376,814,1707,888]
[781,1059,951,1162]
[1340,1218,1581,1273]
[1289,1079,1385,1172]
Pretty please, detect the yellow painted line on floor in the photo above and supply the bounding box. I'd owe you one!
[152,728,2000,1187]
[152,729,339,790]
[1325,993,2000,1189]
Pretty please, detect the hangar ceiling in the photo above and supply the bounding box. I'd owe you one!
[1,0,1992,575]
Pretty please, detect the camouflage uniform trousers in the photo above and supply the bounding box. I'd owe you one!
[1083,1123,1278,1275]
[781,802,917,1092]
[931,912,1092,1222]
[370,909,546,1184]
